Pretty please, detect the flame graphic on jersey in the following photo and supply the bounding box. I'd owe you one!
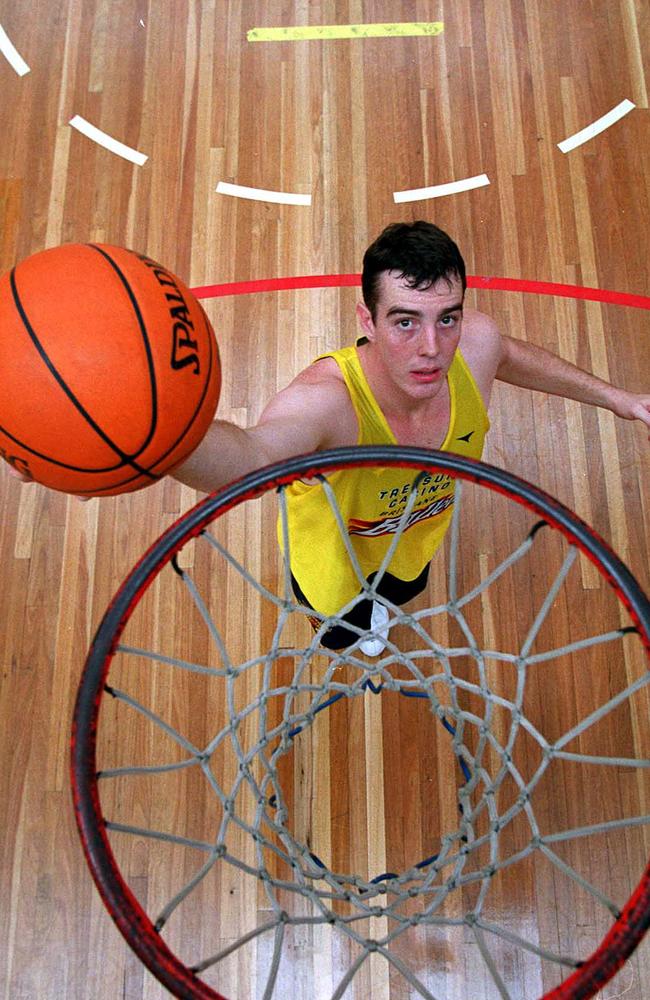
[348,494,455,538]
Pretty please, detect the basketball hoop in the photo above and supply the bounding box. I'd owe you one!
[71,447,650,999]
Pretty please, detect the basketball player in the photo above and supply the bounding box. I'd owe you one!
[8,223,648,653]
[172,222,650,654]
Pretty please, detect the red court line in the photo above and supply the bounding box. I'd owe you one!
[191,274,360,298]
[191,274,650,310]
[469,275,650,310]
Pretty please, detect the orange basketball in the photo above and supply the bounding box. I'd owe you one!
[0,244,221,496]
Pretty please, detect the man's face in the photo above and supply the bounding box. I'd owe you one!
[357,270,464,401]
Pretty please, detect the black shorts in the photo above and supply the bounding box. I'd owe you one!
[291,564,430,651]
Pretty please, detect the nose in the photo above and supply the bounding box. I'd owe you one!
[417,325,439,357]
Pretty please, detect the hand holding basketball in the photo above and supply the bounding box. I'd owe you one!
[0,244,221,496]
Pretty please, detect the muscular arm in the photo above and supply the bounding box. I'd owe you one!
[169,420,285,493]
[171,372,351,493]
[496,335,650,435]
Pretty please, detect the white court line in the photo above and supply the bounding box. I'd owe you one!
[0,24,30,75]
[558,99,636,153]
[69,115,148,166]
[216,181,311,206]
[394,173,490,203]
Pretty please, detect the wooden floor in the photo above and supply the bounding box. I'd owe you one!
[1,2,649,998]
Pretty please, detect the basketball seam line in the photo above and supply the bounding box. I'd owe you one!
[87,244,160,468]
[9,260,157,481]
[0,419,147,474]
[144,296,217,475]
[71,256,218,493]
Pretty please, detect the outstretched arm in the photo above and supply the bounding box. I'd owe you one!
[5,368,349,496]
[171,374,349,493]
[496,335,650,438]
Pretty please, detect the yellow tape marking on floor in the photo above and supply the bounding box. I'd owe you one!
[248,23,444,42]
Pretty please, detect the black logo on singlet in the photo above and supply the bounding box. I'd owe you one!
[456,430,475,443]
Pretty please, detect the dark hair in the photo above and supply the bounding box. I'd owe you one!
[361,221,466,319]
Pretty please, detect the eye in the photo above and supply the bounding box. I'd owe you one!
[440,313,459,327]
[397,318,414,329]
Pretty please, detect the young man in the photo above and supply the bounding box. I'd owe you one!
[174,221,650,654]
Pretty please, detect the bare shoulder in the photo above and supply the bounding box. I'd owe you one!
[292,354,347,387]
[460,308,502,354]
[257,355,357,449]
[458,309,504,406]
[282,355,351,406]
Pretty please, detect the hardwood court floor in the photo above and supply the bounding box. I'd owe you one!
[0,2,649,998]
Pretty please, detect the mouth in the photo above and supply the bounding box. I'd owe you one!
[409,368,441,383]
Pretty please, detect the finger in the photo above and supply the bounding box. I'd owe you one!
[5,466,32,483]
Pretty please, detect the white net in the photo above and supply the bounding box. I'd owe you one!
[93,463,650,1000]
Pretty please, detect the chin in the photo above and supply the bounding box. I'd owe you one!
[405,376,444,394]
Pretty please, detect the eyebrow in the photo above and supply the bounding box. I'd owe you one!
[385,303,464,318]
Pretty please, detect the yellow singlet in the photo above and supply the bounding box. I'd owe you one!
[278,343,490,616]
